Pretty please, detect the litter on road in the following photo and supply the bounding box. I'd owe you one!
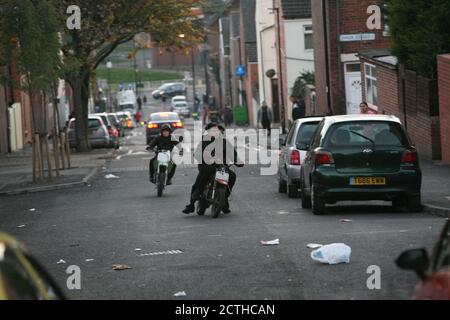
[85,259,94,262]
[112,264,132,270]
[340,219,353,223]
[174,291,187,297]
[29,208,36,212]
[138,250,184,257]
[311,243,351,265]
[57,259,66,264]
[135,248,142,251]
[307,243,323,249]
[17,225,26,228]
[261,239,280,246]
[105,174,120,179]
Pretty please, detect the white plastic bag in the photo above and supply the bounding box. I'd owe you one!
[311,243,351,265]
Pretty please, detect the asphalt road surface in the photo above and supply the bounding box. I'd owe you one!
[0,101,446,300]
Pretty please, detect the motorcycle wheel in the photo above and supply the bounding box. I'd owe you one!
[197,199,208,216]
[211,186,226,219]
[157,172,165,197]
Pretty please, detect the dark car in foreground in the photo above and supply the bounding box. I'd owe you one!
[146,112,184,144]
[300,115,422,215]
[396,219,450,300]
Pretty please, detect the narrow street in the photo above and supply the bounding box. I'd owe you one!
[0,101,445,300]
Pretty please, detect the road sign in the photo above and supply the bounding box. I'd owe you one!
[235,65,246,77]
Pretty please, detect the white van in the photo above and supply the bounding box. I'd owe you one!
[117,90,137,114]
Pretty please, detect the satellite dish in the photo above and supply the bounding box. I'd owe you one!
[265,69,276,79]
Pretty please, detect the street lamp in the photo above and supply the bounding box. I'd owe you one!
[178,34,196,106]
[106,60,113,112]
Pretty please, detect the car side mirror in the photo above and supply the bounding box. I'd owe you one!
[279,137,286,147]
[179,136,184,143]
[396,248,429,280]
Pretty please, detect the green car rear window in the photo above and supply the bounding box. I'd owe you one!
[324,121,409,148]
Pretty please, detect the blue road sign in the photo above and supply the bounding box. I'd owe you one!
[235,65,246,77]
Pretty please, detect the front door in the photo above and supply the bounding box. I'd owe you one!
[344,63,362,115]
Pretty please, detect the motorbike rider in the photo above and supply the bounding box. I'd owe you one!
[147,124,181,185]
[182,122,244,214]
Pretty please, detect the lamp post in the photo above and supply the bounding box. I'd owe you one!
[179,34,196,106]
[106,60,113,112]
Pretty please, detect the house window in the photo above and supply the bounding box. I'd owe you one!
[304,25,313,50]
[364,63,378,105]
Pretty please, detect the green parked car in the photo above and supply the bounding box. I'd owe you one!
[300,115,422,215]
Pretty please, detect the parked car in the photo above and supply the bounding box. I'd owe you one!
[116,111,135,129]
[171,101,191,118]
[68,116,111,148]
[278,117,323,198]
[152,83,187,101]
[300,115,422,215]
[0,233,66,300]
[146,112,183,145]
[396,219,450,300]
[108,113,125,137]
[92,113,120,149]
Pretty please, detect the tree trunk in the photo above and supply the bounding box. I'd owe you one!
[72,68,91,152]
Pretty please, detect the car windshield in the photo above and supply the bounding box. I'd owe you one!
[324,121,409,148]
[296,122,320,146]
[150,113,179,122]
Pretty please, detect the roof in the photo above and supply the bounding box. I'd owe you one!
[281,0,312,19]
[325,114,402,124]
[358,49,398,68]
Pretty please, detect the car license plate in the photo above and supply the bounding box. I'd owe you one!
[350,177,386,186]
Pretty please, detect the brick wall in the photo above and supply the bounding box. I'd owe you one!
[312,0,391,116]
[438,54,450,164]
[360,57,441,160]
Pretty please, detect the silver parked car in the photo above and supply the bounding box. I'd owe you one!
[278,117,323,198]
[68,116,110,148]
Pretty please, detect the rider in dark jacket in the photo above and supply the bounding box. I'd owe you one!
[147,124,180,185]
[182,123,243,214]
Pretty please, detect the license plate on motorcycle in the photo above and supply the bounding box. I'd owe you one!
[215,171,229,182]
[350,177,386,186]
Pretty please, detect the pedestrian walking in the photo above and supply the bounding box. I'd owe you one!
[143,95,147,105]
[291,96,306,121]
[223,105,233,127]
[137,96,143,111]
[257,101,273,136]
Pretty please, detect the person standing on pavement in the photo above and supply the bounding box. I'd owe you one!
[143,95,147,105]
[257,101,273,136]
[137,96,143,111]
[291,96,306,121]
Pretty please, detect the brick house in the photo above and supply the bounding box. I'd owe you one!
[437,54,450,164]
[311,0,390,116]
[358,49,441,160]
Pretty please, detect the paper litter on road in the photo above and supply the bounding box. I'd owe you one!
[57,259,66,264]
[340,219,353,223]
[307,243,323,249]
[134,248,142,252]
[261,239,280,246]
[174,291,187,297]
[85,259,94,262]
[29,208,36,212]
[112,264,132,270]
[105,174,120,179]
[17,224,26,228]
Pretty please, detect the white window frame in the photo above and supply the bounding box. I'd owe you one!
[303,25,313,51]
[364,63,378,106]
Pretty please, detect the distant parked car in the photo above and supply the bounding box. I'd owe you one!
[68,116,110,148]
[172,101,191,118]
[300,115,422,215]
[278,117,323,198]
[146,112,183,145]
[152,83,187,101]
[396,219,450,300]
[92,113,120,149]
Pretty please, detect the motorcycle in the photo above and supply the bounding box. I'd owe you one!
[197,164,234,218]
[154,149,172,197]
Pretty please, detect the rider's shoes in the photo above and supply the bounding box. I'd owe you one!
[222,206,231,214]
[150,177,156,184]
[182,204,195,214]
[166,180,172,186]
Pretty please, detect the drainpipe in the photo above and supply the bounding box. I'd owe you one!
[322,0,333,115]
[336,0,344,115]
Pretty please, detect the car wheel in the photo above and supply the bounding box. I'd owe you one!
[288,184,300,198]
[300,178,312,209]
[311,182,326,215]
[407,195,423,213]
[278,178,287,194]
